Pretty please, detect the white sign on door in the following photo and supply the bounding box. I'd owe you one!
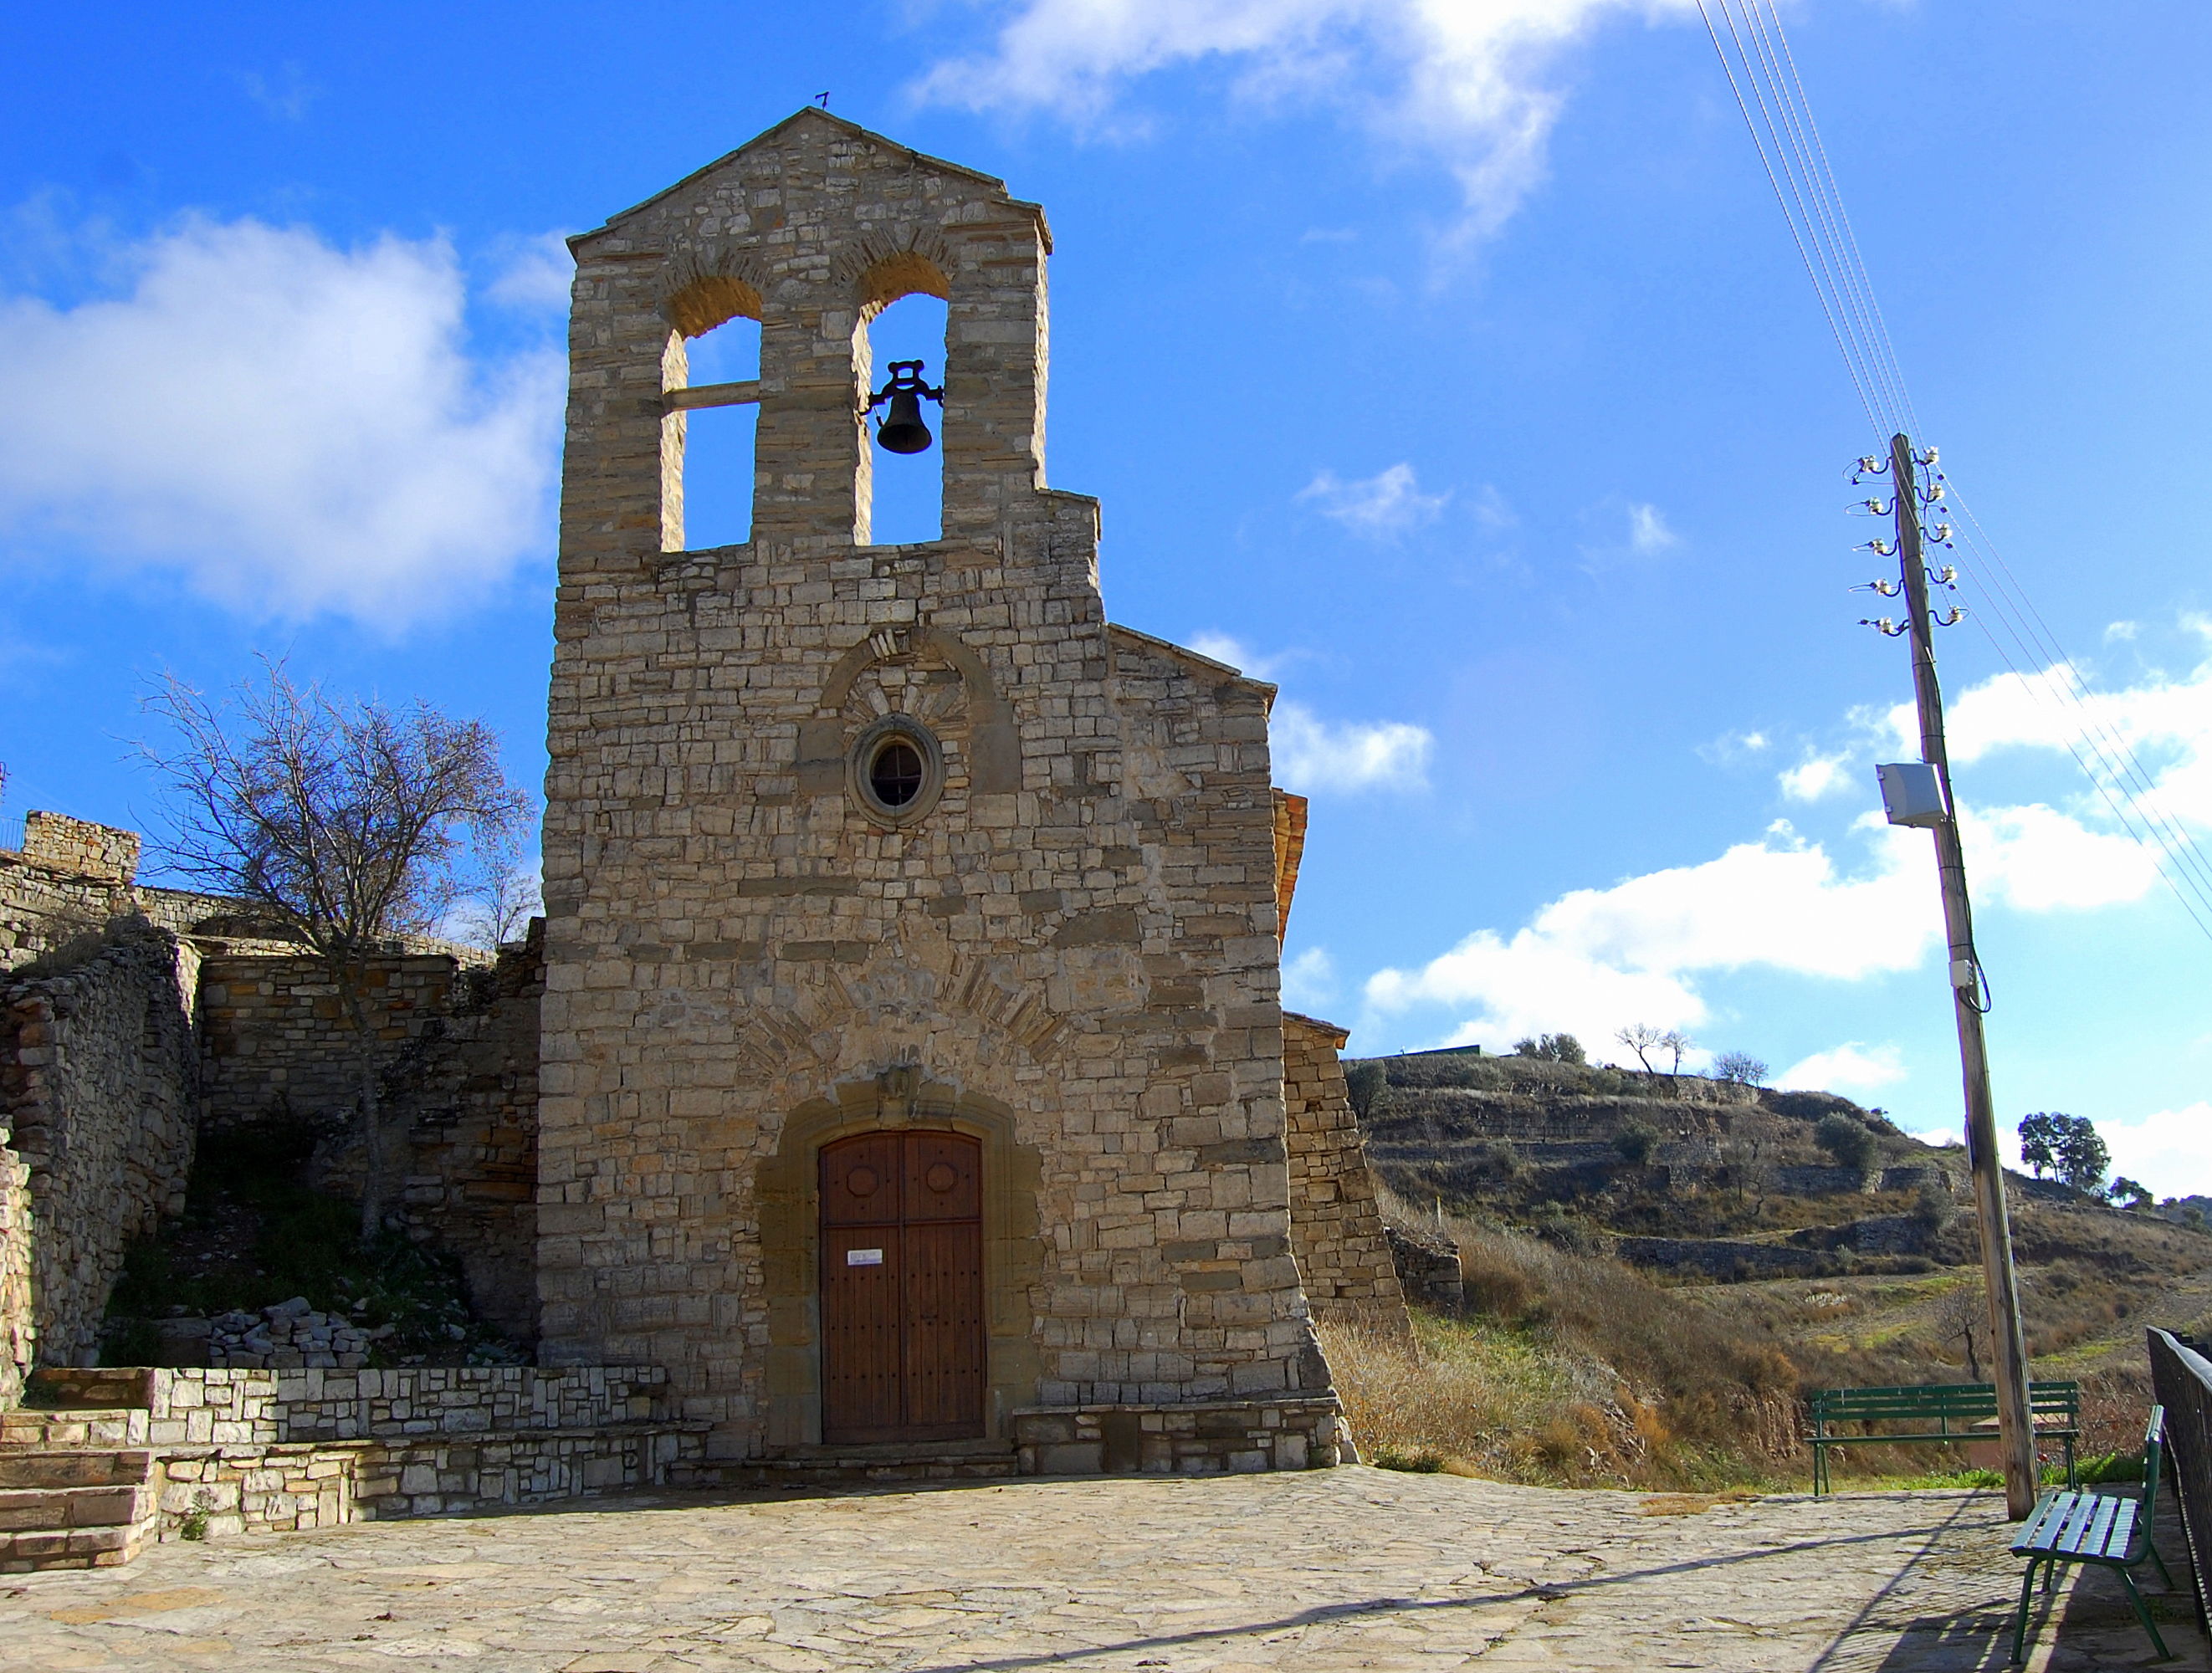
[846,1248,884,1266]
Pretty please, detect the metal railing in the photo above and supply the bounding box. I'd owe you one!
[2148,1328,2212,1636]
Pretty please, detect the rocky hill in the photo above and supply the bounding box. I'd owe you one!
[1354,1046,1969,1279]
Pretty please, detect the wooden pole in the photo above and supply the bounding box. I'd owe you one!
[1890,431,2038,1519]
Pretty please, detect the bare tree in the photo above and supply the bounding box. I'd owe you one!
[1932,1282,1987,1381]
[141,662,530,1245]
[1660,1029,1692,1075]
[1615,1022,1663,1075]
[453,834,544,951]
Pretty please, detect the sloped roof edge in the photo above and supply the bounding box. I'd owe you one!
[1105,622,1278,704]
[573,107,1051,252]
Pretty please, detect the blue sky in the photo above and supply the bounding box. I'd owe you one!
[3,3,2209,1191]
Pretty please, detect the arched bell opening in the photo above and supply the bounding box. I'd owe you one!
[858,256,950,547]
[662,274,763,553]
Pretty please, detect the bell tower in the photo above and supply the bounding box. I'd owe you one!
[554,107,1061,564]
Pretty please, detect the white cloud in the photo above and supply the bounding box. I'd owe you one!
[1626,501,1677,554]
[2096,1104,2212,1200]
[484,232,576,312]
[2107,621,2140,642]
[1272,701,1432,792]
[1779,752,1851,802]
[0,217,562,627]
[914,0,1697,240]
[1282,945,1338,1010]
[1298,463,1447,537]
[1963,801,2161,912]
[1365,823,1935,1048]
[1777,1041,1907,1095]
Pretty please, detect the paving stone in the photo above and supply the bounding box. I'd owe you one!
[1,1468,2202,1670]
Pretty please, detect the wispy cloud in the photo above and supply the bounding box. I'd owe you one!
[1273,702,1432,792]
[238,64,318,122]
[1779,752,1851,802]
[913,0,1699,242]
[1298,463,1447,538]
[1282,945,1339,1010]
[1626,501,1677,554]
[0,216,561,627]
[1778,1041,1906,1095]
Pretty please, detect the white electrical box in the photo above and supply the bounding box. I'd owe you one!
[1877,761,1948,827]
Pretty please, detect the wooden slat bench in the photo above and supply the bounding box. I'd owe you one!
[1807,1381,2079,1496]
[2010,1405,2174,1663]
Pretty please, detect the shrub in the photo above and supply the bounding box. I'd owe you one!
[1612,1120,1659,1165]
[1815,1113,1876,1172]
[1344,1061,1388,1120]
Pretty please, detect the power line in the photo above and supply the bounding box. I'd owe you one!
[1694,0,2212,941]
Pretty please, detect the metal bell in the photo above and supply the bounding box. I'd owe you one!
[865,360,944,455]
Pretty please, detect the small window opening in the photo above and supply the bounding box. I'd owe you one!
[868,739,925,806]
[865,294,947,545]
[678,314,760,550]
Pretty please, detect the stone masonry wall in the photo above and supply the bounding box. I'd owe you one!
[1282,1013,1411,1338]
[541,110,1326,1456]
[197,941,541,1342]
[198,952,463,1133]
[0,920,202,1369]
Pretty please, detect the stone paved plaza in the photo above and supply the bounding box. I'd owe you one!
[1,1468,2201,1671]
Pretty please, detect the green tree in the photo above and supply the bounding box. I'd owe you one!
[2108,1176,2152,1211]
[1613,1120,1659,1165]
[2054,1117,2110,1195]
[1344,1061,1388,1123]
[2018,1113,2063,1179]
[1815,1113,1876,1173]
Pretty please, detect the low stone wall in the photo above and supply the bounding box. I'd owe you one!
[1283,1013,1411,1338]
[120,1365,702,1529]
[1011,1395,1344,1475]
[1,920,201,1369]
[269,1365,670,1442]
[1612,1236,1828,1280]
[156,1445,355,1542]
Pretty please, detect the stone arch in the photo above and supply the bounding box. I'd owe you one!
[755,1070,1046,1450]
[663,268,766,340]
[850,248,953,322]
[797,624,1018,797]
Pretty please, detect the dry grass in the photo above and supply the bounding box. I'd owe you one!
[1326,1211,1800,1489]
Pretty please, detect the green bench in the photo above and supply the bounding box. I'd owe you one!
[2010,1405,2174,1663]
[1807,1381,2080,1496]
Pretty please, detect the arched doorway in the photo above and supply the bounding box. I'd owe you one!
[818,1128,986,1443]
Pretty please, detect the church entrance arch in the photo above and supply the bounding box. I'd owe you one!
[818,1128,986,1443]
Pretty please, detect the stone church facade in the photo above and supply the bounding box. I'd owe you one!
[538,110,1402,1468]
[0,114,1407,1528]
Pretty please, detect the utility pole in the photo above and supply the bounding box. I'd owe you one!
[1884,431,2038,1518]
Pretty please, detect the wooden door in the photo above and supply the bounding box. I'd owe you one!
[820,1129,985,1444]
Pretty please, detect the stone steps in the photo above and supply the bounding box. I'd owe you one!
[0,1448,156,1572]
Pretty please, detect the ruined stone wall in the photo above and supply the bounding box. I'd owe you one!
[0,920,202,1369]
[1282,1013,1411,1338]
[381,934,542,1343]
[197,952,461,1133]
[197,942,541,1341]
[541,110,1324,1458]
